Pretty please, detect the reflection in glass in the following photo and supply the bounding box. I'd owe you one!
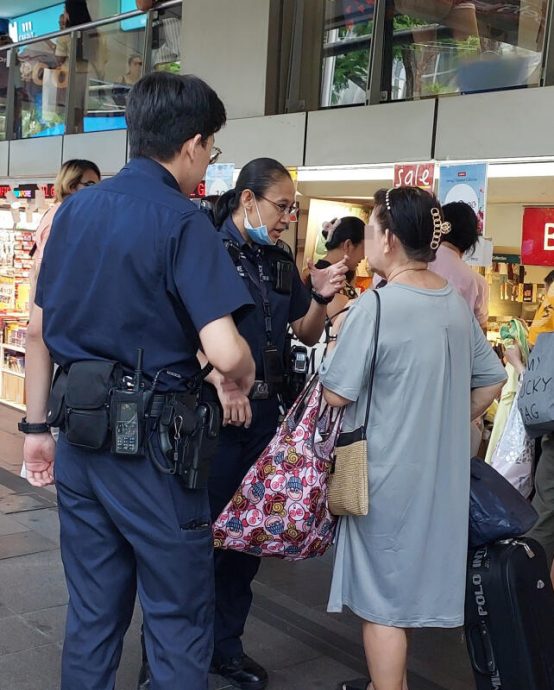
[16,38,67,138]
[321,0,375,107]
[150,4,182,74]
[383,0,549,101]
[77,21,145,134]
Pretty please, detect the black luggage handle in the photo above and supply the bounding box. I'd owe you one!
[467,622,497,676]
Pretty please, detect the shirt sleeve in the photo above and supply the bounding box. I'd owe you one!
[169,212,254,332]
[319,292,378,402]
[471,316,507,389]
[34,205,58,262]
[289,264,311,324]
[474,275,489,328]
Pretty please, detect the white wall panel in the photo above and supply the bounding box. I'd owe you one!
[435,87,554,160]
[63,131,128,176]
[305,100,435,166]
[0,142,8,177]
[9,137,63,178]
[217,113,307,169]
[181,0,271,119]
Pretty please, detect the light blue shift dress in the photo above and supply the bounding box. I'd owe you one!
[320,284,506,627]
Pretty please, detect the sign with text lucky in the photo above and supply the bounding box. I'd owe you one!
[393,162,435,191]
[521,208,554,267]
[438,162,488,234]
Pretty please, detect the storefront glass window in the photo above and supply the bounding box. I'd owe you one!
[382,0,550,101]
[74,21,145,134]
[16,38,67,138]
[321,0,375,107]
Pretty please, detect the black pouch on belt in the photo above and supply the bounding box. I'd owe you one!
[64,360,122,451]
[46,367,68,428]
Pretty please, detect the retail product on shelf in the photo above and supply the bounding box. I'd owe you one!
[0,224,33,410]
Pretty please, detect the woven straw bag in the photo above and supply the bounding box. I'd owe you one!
[328,291,380,516]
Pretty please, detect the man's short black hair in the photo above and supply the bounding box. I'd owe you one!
[126,72,226,162]
[441,201,480,254]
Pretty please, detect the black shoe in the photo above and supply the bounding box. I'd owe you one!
[137,661,151,690]
[210,654,268,690]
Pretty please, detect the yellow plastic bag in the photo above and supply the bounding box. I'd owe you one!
[529,284,554,346]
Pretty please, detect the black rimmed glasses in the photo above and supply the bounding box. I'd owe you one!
[257,194,299,217]
[209,146,222,165]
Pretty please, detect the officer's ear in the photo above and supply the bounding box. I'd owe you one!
[181,134,204,163]
[239,189,255,212]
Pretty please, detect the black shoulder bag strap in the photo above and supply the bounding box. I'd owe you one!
[362,291,381,430]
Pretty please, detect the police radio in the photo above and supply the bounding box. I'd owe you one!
[111,348,146,456]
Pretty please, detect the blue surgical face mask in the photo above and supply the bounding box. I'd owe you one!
[244,199,275,246]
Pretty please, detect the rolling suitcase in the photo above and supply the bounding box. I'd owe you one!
[465,538,554,690]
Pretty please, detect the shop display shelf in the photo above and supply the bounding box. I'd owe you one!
[1,369,24,378]
[0,399,26,412]
[2,344,25,353]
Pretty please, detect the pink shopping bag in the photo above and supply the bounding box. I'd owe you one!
[212,375,340,560]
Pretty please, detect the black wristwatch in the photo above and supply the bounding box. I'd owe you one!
[311,289,334,305]
[18,417,50,434]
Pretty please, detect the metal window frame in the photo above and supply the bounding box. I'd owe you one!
[542,0,554,86]
[366,0,387,105]
[4,47,16,140]
[64,30,79,136]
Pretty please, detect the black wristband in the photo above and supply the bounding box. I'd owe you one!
[18,417,50,434]
[311,289,334,305]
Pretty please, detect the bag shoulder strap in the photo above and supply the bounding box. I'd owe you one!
[363,291,381,429]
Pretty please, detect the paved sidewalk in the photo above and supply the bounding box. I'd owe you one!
[0,405,475,690]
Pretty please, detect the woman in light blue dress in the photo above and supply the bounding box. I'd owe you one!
[321,187,506,690]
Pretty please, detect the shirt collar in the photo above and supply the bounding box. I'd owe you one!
[126,157,181,192]
[220,215,250,250]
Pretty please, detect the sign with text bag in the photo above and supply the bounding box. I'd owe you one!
[212,375,341,560]
[517,332,554,438]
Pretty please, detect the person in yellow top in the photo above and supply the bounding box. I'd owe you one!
[528,271,554,346]
[508,270,554,588]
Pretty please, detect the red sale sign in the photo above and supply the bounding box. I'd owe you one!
[393,162,435,191]
[521,208,554,266]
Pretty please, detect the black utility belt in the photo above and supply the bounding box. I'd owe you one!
[47,360,221,489]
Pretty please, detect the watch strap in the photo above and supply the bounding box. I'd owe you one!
[18,417,50,434]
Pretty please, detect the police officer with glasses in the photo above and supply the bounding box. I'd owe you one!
[208,157,348,690]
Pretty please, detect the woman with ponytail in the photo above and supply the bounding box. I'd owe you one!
[203,157,348,690]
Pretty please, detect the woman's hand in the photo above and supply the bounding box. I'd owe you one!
[215,378,252,429]
[504,344,525,376]
[309,256,348,299]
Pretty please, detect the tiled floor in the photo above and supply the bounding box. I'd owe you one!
[0,405,476,690]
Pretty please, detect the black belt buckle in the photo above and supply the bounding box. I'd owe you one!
[249,380,270,400]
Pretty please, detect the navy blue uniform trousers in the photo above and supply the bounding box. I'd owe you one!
[208,398,280,661]
[55,433,214,690]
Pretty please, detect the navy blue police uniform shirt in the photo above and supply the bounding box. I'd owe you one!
[219,216,311,380]
[36,158,253,391]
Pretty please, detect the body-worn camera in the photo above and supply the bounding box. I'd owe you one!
[283,344,310,408]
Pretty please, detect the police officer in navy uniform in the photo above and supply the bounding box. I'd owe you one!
[21,72,255,690]
[206,158,348,689]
